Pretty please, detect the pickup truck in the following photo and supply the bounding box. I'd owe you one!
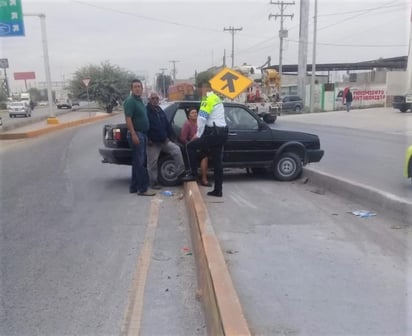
[245,96,280,124]
[99,101,324,186]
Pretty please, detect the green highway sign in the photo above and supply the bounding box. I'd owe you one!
[0,0,25,37]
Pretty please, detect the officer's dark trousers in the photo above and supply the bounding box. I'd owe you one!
[185,126,228,193]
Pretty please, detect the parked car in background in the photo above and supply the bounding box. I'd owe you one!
[281,95,304,113]
[8,101,32,118]
[56,97,72,109]
[392,94,412,113]
[72,99,80,107]
[99,101,324,185]
[404,145,412,181]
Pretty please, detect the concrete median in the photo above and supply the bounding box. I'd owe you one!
[184,181,251,336]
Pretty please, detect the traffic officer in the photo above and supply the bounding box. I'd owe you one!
[182,80,228,197]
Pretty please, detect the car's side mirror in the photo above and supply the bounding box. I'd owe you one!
[258,120,269,130]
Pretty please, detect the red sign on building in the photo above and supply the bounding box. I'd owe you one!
[14,72,36,80]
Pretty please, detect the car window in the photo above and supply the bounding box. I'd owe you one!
[173,108,188,128]
[225,106,259,130]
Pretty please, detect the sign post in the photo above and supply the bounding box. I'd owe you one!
[209,67,252,100]
[82,78,91,116]
[0,0,25,37]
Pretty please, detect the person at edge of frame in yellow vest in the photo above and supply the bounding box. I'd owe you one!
[181,81,228,197]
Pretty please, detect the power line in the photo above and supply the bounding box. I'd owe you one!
[72,0,222,33]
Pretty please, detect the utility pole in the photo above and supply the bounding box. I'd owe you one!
[159,68,167,98]
[310,0,318,113]
[223,26,243,68]
[169,60,179,82]
[269,1,295,82]
[406,4,412,94]
[297,0,309,108]
[24,13,56,123]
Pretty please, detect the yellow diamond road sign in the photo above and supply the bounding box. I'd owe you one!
[209,67,253,100]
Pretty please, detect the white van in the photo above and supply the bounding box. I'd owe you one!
[8,101,32,118]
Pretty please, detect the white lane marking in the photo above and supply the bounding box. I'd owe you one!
[121,198,162,336]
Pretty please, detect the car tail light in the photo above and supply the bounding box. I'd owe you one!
[113,128,122,141]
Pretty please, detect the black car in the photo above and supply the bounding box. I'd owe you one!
[99,101,324,185]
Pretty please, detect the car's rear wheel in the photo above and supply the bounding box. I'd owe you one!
[294,105,302,113]
[273,152,302,181]
[158,155,180,186]
[400,106,407,113]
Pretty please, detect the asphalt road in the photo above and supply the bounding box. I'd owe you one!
[0,101,97,130]
[1,106,410,335]
[0,121,205,335]
[275,107,412,200]
[204,173,411,335]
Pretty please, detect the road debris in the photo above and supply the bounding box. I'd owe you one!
[350,210,377,218]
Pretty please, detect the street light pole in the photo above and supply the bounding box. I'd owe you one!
[24,13,57,123]
[310,0,318,113]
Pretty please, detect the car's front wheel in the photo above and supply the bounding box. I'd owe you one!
[273,152,302,181]
[158,155,180,186]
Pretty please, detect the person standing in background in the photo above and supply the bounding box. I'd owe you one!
[345,88,353,112]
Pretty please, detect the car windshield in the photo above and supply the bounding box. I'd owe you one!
[10,102,25,107]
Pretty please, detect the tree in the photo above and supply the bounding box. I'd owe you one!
[68,62,137,113]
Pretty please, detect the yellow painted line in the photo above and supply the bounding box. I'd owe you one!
[121,198,162,336]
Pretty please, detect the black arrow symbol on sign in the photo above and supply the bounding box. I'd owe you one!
[220,73,239,92]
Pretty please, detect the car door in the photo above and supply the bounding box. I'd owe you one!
[224,105,275,165]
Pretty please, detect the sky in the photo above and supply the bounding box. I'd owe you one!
[1,0,411,92]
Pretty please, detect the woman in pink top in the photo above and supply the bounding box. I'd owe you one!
[180,108,210,186]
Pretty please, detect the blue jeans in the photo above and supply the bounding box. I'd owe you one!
[127,131,149,193]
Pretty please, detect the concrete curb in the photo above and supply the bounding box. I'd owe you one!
[303,167,412,225]
[184,182,251,336]
[0,114,117,140]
